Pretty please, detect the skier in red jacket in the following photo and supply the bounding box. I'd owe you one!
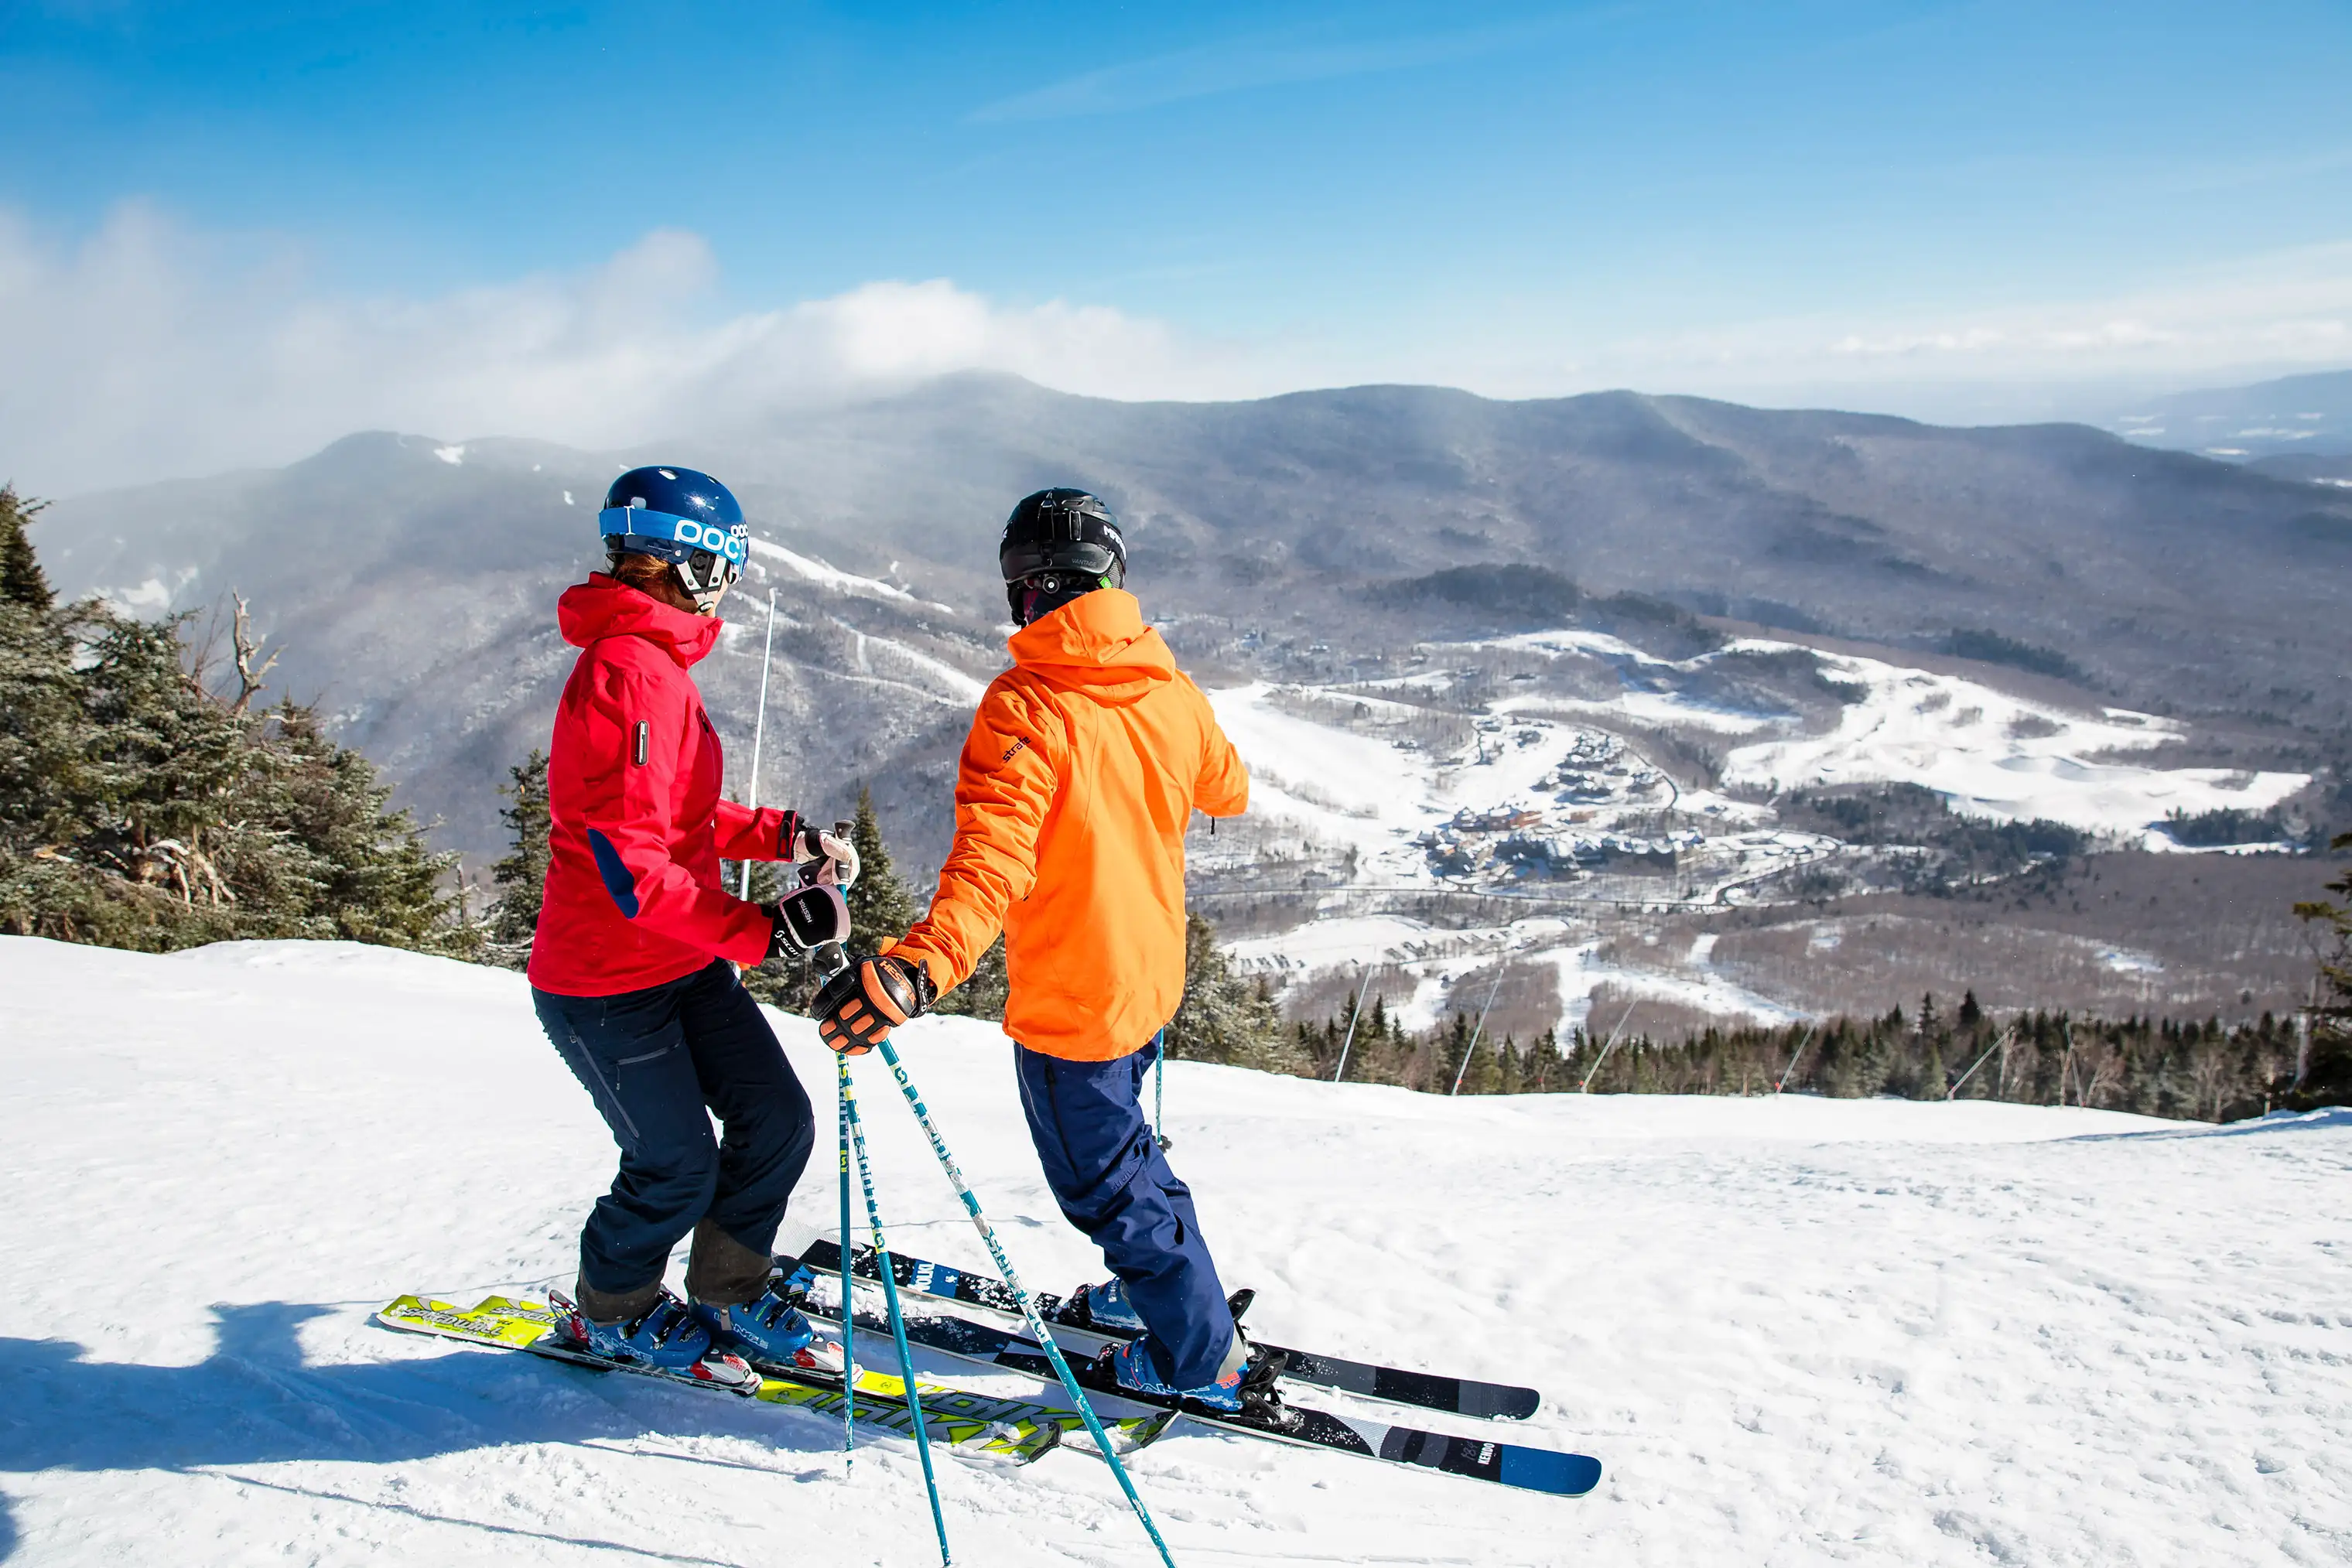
[529,465,854,1386]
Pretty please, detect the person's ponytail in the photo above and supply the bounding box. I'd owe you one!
[608,552,673,595]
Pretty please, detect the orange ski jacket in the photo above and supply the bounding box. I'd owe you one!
[885,589,1249,1061]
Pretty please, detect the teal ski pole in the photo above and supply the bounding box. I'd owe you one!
[873,1036,1179,1568]
[840,1054,952,1566]
[815,921,856,1471]
[836,1044,856,1468]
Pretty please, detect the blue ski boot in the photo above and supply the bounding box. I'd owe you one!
[1059,1276,1148,1334]
[693,1262,853,1378]
[1107,1330,1279,1421]
[554,1286,759,1391]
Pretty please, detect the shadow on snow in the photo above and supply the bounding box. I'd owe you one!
[0,1301,855,1565]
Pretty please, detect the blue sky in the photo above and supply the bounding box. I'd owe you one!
[3,1,2350,489]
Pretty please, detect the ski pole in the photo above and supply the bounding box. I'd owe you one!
[835,1038,855,1467]
[841,1054,951,1566]
[739,587,778,899]
[819,933,855,1470]
[872,1036,1179,1568]
[1151,1030,1171,1152]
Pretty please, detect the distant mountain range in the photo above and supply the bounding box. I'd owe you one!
[2109,367,2352,461]
[36,373,2352,866]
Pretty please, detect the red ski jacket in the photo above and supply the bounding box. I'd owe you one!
[528,576,798,997]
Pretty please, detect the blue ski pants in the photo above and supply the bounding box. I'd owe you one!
[1015,1033,1235,1389]
[534,959,814,1296]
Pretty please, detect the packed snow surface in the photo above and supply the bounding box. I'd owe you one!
[5,937,2349,1566]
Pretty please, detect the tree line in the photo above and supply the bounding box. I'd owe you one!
[1286,986,2349,1122]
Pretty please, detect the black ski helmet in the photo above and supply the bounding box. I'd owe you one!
[1000,488,1126,625]
[599,465,748,613]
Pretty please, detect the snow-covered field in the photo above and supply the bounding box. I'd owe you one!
[5,937,2349,1566]
[1208,635,2310,869]
[1715,642,2309,846]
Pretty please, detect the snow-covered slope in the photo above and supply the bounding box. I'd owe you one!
[5,937,2347,1566]
[1714,641,2309,845]
[1211,637,2309,876]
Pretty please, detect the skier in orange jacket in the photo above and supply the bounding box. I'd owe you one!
[812,489,1264,1413]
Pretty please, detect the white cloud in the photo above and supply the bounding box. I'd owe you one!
[0,203,1264,496]
[3,201,2349,497]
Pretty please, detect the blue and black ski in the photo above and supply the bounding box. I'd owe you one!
[795,1237,1541,1422]
[798,1295,1601,1499]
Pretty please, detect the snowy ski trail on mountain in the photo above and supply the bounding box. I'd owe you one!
[3,936,2347,1566]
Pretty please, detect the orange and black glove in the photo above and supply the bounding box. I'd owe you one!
[813,955,936,1055]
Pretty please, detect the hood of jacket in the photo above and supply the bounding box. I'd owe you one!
[557,574,723,668]
[1007,588,1176,705]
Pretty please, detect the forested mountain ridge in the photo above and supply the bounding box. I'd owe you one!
[33,374,2351,863]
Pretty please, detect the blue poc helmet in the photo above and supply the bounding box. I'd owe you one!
[600,466,748,613]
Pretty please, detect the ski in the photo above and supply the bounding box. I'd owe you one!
[799,1297,1602,1498]
[374,1293,1174,1465]
[793,1238,1542,1422]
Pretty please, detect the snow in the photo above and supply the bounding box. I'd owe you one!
[747,536,954,613]
[1716,643,2310,844]
[844,626,991,704]
[432,445,465,466]
[1212,637,2313,881]
[8,934,2350,1566]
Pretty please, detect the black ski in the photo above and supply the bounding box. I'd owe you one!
[795,1237,1540,1422]
[800,1297,1601,1498]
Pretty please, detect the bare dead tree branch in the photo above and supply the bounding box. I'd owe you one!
[229,592,280,715]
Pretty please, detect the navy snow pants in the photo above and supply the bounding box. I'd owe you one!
[534,958,814,1296]
[1015,1034,1234,1389]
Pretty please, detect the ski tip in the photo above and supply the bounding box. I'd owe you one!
[1499,1447,1603,1498]
[1465,1385,1543,1421]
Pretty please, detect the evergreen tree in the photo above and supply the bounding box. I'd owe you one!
[846,784,921,955]
[2292,834,2352,1109]
[0,486,53,612]
[487,748,551,953]
[0,513,463,952]
[936,934,1009,1021]
[1165,910,1305,1073]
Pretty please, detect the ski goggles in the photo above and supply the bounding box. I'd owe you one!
[600,506,748,568]
[600,506,747,596]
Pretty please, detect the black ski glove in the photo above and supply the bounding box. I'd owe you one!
[762,883,849,961]
[813,955,936,1055]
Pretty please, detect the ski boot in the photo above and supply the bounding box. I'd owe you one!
[550,1286,759,1392]
[693,1262,854,1378]
[1057,1276,1147,1334]
[1106,1331,1293,1428]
